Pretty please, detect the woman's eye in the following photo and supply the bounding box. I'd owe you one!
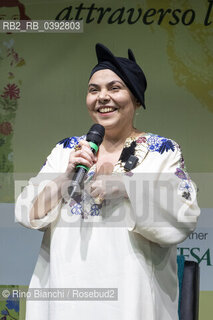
[89,88,97,93]
[111,86,120,90]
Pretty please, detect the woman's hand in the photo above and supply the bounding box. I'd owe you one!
[86,163,128,204]
[65,140,97,179]
[30,140,98,221]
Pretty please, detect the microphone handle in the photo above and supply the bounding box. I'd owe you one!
[68,142,98,200]
[68,167,88,200]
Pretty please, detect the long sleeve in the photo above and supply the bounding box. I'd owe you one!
[15,144,64,230]
[124,142,200,247]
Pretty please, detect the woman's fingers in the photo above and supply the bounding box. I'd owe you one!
[74,156,93,168]
[77,141,97,162]
[89,183,103,198]
[74,150,93,166]
[87,175,127,201]
[65,141,97,178]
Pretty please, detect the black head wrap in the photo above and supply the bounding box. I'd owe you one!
[89,43,147,109]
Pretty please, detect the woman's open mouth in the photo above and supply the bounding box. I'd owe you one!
[97,107,117,115]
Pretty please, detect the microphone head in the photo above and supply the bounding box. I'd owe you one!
[86,124,105,147]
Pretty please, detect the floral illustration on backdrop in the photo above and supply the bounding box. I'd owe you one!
[0,295,19,320]
[0,39,26,201]
[0,1,30,201]
[0,38,25,174]
[0,286,19,320]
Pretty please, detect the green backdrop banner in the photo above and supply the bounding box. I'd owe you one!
[0,0,212,177]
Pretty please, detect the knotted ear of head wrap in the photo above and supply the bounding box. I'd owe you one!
[89,43,147,109]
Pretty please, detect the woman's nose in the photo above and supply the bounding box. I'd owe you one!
[98,90,110,102]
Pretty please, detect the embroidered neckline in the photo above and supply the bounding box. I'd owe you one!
[68,133,183,218]
[85,132,148,180]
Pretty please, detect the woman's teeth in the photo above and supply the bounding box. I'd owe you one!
[98,107,116,113]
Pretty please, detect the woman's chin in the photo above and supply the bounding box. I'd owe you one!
[96,119,118,129]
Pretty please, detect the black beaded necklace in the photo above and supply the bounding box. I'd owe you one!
[119,140,137,163]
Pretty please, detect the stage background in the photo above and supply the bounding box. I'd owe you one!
[0,0,212,318]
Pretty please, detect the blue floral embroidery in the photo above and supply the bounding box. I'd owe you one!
[70,202,82,215]
[178,180,193,193]
[146,135,193,200]
[69,195,102,217]
[58,136,78,149]
[69,197,102,217]
[174,147,193,201]
[147,134,175,154]
[58,135,86,149]
[40,158,47,170]
[158,139,175,154]
[90,204,101,216]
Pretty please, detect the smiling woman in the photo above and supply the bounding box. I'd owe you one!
[15,43,200,320]
[86,69,140,139]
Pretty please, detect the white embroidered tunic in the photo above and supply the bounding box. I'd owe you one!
[15,133,200,320]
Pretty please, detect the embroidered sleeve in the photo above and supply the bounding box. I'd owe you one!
[147,134,175,154]
[123,143,200,247]
[174,145,196,201]
[58,135,86,149]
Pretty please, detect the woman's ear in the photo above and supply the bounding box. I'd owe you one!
[136,100,141,108]
[132,95,141,109]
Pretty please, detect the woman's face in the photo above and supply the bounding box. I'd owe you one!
[86,69,139,133]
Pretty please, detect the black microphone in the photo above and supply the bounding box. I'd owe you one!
[68,124,105,200]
